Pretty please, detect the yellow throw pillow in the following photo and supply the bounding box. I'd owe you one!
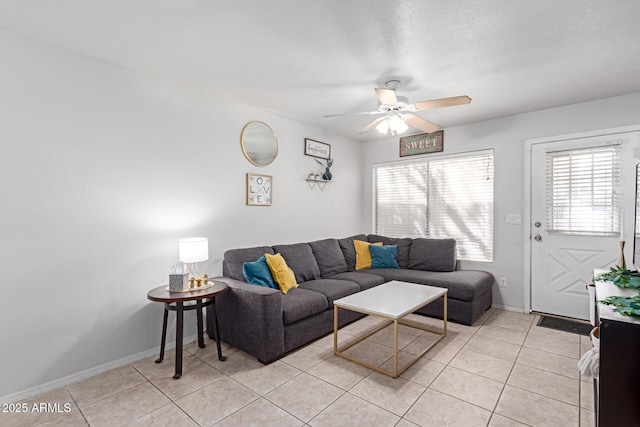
[354,240,383,270]
[265,253,298,294]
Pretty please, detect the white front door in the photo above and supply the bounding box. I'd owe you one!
[530,132,638,320]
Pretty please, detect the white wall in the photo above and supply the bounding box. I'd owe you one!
[0,28,364,399]
[362,92,640,311]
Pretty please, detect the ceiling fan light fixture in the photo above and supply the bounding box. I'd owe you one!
[389,115,408,133]
[376,119,389,134]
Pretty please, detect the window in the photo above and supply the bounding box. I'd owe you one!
[373,150,494,262]
[546,145,621,235]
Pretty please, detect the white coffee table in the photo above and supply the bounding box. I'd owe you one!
[333,280,447,378]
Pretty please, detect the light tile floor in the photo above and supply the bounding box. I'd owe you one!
[1,308,596,427]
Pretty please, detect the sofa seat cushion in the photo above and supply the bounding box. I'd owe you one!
[360,269,494,302]
[273,243,321,283]
[328,271,386,291]
[298,279,361,306]
[309,238,348,277]
[281,288,328,325]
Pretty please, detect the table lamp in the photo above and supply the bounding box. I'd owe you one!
[179,237,208,284]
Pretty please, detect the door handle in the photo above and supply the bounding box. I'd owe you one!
[534,222,542,228]
[534,234,542,241]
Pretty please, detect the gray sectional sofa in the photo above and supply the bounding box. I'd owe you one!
[207,234,494,364]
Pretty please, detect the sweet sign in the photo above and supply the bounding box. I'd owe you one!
[399,130,444,157]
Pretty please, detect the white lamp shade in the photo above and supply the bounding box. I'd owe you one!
[376,119,390,134]
[179,237,209,263]
[389,115,408,133]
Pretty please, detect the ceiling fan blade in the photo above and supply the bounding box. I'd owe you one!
[403,114,441,133]
[323,111,385,118]
[358,117,386,134]
[375,88,398,106]
[412,95,471,111]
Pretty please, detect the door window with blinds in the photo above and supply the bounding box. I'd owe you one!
[546,144,621,235]
[373,150,494,262]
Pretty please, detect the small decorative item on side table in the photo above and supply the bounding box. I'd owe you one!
[147,282,228,379]
[169,262,189,292]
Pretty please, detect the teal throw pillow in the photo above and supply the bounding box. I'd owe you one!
[370,244,399,269]
[243,255,277,288]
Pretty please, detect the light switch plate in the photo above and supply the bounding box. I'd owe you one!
[505,214,522,225]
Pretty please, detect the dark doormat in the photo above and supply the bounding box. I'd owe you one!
[537,315,593,336]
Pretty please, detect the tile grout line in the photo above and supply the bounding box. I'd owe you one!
[63,385,90,427]
[398,309,496,422]
[129,364,205,426]
[481,310,531,425]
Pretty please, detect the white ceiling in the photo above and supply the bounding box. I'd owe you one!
[2,1,640,141]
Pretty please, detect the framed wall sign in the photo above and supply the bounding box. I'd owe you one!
[304,138,331,159]
[246,173,272,206]
[399,130,444,157]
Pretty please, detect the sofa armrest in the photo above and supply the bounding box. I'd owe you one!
[207,277,285,364]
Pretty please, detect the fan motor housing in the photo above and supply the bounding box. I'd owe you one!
[378,95,414,112]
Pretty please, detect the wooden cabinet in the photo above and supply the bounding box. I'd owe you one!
[594,281,640,427]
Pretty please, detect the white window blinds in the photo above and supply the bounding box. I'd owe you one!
[373,151,494,262]
[546,145,621,234]
[428,154,494,262]
[373,162,429,238]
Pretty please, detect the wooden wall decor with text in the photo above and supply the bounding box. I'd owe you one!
[399,130,444,157]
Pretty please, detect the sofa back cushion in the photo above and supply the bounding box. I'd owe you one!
[367,234,412,268]
[223,246,276,281]
[338,234,367,271]
[308,238,348,277]
[272,243,321,283]
[408,238,457,272]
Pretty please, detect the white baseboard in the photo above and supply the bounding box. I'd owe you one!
[492,304,528,313]
[1,334,197,404]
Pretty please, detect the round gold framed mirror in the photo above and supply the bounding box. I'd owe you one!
[240,121,278,167]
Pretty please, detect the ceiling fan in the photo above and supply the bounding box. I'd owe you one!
[324,80,471,135]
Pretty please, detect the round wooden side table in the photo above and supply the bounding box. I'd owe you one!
[147,281,228,379]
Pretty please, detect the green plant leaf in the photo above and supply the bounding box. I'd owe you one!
[598,294,640,317]
[595,267,640,290]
